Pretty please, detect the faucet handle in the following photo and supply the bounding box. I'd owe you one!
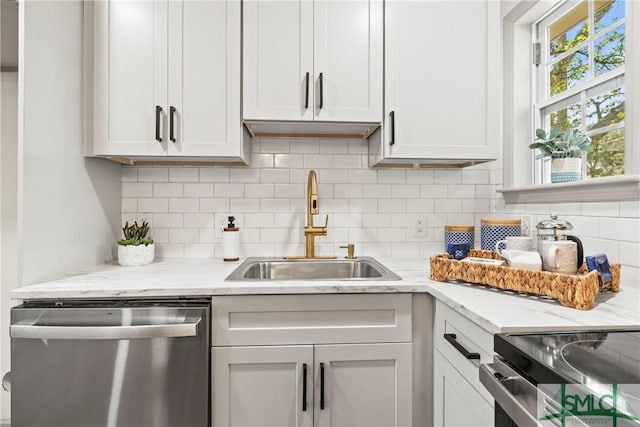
[339,244,356,259]
[323,214,329,228]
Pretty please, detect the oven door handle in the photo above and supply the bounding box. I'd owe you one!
[479,362,539,427]
[10,318,201,340]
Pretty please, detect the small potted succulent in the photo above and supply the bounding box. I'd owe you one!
[117,220,155,266]
[529,127,592,183]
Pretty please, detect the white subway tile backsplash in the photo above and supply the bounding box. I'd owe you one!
[122,198,137,213]
[214,183,244,198]
[349,169,378,184]
[261,169,289,183]
[199,168,229,183]
[184,244,214,258]
[153,214,184,228]
[153,183,183,198]
[392,184,419,199]
[123,183,152,198]
[200,198,230,213]
[406,199,434,213]
[169,228,199,244]
[304,154,333,169]
[333,155,361,169]
[447,185,475,199]
[261,199,291,212]
[378,169,405,184]
[245,184,274,198]
[420,184,448,198]
[230,168,260,183]
[138,198,169,213]
[405,170,434,184]
[169,198,199,213]
[434,170,461,184]
[274,184,304,199]
[319,139,349,154]
[250,154,275,168]
[349,199,378,213]
[462,169,490,184]
[122,167,138,182]
[230,199,260,213]
[581,202,620,217]
[334,184,363,198]
[261,138,290,154]
[183,214,214,229]
[169,167,199,182]
[275,154,304,169]
[245,213,275,228]
[363,184,391,199]
[138,167,168,183]
[378,199,406,213]
[184,183,214,198]
[121,137,639,271]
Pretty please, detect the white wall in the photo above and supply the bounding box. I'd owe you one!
[19,0,122,286]
[0,1,122,421]
[0,71,18,425]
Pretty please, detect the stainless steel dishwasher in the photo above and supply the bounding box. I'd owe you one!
[10,299,210,427]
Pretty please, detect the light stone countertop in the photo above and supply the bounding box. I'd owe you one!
[10,257,640,334]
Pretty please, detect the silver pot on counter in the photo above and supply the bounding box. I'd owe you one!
[536,213,584,270]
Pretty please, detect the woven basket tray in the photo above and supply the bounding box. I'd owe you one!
[429,250,620,310]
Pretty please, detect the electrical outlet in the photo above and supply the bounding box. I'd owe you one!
[215,217,227,238]
[415,216,427,238]
[520,215,534,237]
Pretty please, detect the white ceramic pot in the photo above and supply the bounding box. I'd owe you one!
[118,244,155,266]
[550,158,582,183]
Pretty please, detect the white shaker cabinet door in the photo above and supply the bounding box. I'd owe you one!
[314,343,412,427]
[313,0,383,122]
[383,0,499,161]
[433,351,494,427]
[167,0,242,157]
[243,0,314,121]
[92,0,168,156]
[212,345,314,427]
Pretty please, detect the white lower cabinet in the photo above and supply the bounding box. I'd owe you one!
[433,351,493,427]
[433,300,494,427]
[211,295,413,427]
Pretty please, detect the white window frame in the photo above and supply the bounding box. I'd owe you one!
[499,0,640,204]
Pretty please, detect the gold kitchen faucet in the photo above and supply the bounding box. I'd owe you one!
[286,170,336,259]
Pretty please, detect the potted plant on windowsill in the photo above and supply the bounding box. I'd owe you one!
[117,220,155,266]
[529,127,592,183]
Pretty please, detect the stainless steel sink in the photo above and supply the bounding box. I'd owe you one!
[225,257,401,281]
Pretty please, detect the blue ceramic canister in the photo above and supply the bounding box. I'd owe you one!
[444,225,475,251]
[481,218,521,251]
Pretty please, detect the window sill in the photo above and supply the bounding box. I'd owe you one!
[498,176,640,204]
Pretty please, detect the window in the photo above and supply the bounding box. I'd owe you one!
[533,0,625,184]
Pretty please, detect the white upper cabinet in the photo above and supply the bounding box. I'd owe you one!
[89,0,246,163]
[243,0,382,123]
[369,0,500,167]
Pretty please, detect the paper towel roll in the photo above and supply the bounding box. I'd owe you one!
[222,229,240,261]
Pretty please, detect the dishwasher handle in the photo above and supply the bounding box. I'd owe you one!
[11,318,201,340]
[479,360,539,427]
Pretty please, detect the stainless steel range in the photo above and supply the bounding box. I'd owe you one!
[10,299,210,427]
[480,330,640,427]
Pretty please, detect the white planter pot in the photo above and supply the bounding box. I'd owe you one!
[550,158,582,183]
[118,244,155,266]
